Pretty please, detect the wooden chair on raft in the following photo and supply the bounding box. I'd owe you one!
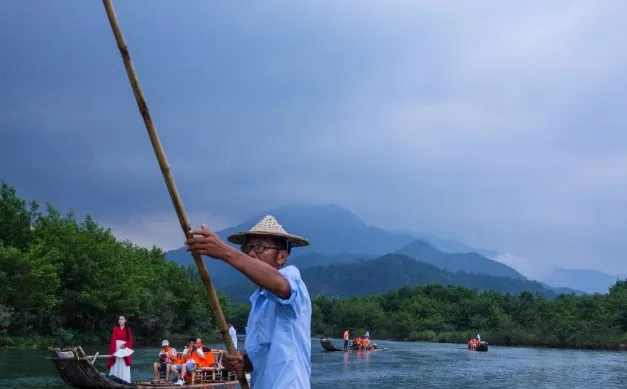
[189,350,237,383]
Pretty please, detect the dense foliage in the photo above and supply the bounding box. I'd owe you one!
[0,180,244,348]
[312,282,627,349]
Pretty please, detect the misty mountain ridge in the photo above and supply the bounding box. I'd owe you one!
[389,229,499,258]
[164,202,615,296]
[395,239,524,279]
[541,268,623,295]
[220,253,560,304]
[165,203,415,271]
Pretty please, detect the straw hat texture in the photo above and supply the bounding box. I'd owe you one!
[227,215,309,248]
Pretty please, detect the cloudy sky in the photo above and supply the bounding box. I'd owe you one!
[1,1,626,274]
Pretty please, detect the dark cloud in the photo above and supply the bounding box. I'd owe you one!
[1,0,627,274]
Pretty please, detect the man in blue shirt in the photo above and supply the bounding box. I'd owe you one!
[186,215,312,389]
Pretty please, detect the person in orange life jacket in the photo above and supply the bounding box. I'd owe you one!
[171,338,206,386]
[343,329,350,350]
[153,339,177,382]
[195,337,204,353]
[195,338,215,366]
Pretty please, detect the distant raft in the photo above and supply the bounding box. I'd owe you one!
[319,338,388,352]
[468,340,489,352]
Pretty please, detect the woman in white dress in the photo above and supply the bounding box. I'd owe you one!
[106,316,134,384]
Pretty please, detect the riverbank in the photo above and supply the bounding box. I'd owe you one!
[0,332,226,350]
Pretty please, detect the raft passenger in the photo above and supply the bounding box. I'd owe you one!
[171,338,206,386]
[153,339,177,382]
[228,322,238,350]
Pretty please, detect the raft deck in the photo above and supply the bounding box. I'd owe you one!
[48,346,241,389]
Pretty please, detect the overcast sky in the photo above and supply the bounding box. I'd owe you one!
[1,1,626,274]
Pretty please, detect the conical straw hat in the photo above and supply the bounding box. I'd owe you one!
[227,215,309,248]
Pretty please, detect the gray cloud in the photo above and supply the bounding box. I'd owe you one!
[1,0,626,274]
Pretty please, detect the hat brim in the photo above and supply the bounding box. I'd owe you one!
[227,231,309,248]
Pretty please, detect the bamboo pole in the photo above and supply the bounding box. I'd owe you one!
[100,1,249,388]
[46,354,111,360]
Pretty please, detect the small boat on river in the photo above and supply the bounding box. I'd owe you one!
[468,340,489,352]
[48,346,244,389]
[319,338,388,352]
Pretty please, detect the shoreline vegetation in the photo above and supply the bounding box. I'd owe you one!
[311,282,627,352]
[2,180,627,352]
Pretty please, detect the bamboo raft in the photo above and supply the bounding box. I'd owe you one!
[468,341,489,352]
[319,338,389,352]
[320,338,344,352]
[48,346,242,389]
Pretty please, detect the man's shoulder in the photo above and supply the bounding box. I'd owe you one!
[279,265,303,280]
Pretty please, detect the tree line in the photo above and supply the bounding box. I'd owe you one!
[2,179,626,350]
[312,282,627,349]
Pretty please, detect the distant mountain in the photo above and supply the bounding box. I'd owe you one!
[165,203,415,268]
[288,252,374,269]
[540,268,622,295]
[485,252,550,280]
[221,254,556,303]
[204,252,366,292]
[542,284,587,296]
[395,239,524,279]
[391,230,499,258]
[163,203,617,298]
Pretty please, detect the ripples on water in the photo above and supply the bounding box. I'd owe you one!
[2,339,626,388]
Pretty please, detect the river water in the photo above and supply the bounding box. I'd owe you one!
[1,338,626,388]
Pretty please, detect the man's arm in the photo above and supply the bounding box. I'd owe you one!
[223,248,291,299]
[223,351,254,373]
[185,225,291,298]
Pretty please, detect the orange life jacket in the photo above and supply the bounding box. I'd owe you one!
[196,350,216,368]
[192,345,215,368]
[173,346,194,364]
[344,331,349,340]
[159,347,176,363]
[191,351,203,366]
